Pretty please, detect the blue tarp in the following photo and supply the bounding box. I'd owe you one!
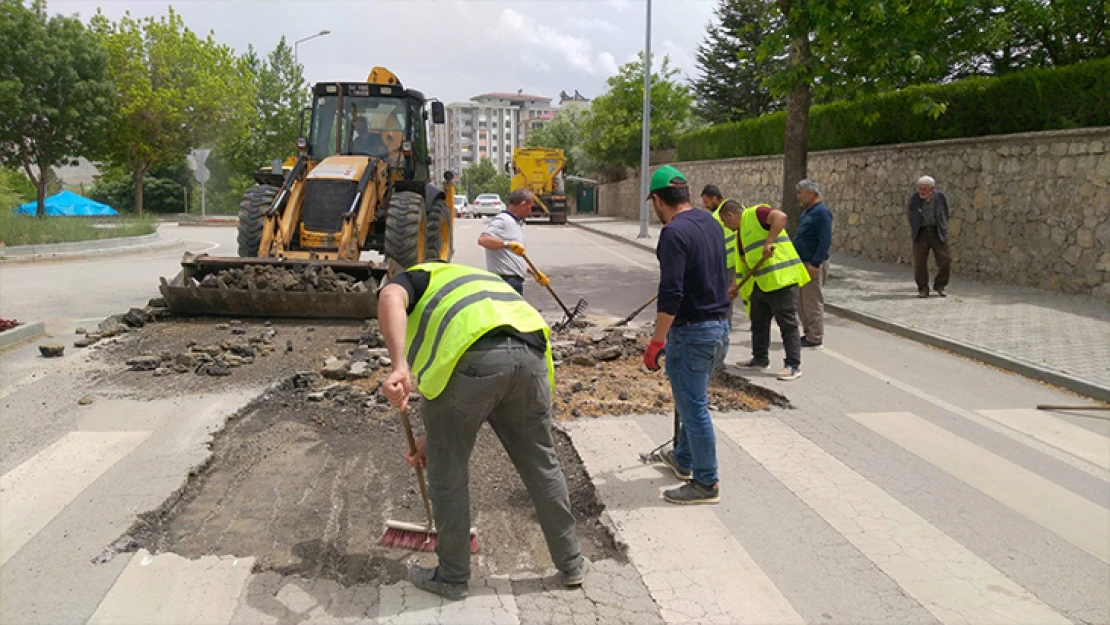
[14,191,118,217]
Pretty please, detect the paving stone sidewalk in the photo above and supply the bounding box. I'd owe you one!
[570,217,1110,401]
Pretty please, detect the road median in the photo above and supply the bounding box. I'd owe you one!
[0,231,183,264]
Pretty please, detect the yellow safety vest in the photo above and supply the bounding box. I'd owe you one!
[405,263,554,400]
[736,206,810,316]
[712,200,737,273]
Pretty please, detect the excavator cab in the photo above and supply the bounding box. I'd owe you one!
[159,68,454,319]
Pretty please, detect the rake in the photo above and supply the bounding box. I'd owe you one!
[520,252,588,331]
[378,407,479,553]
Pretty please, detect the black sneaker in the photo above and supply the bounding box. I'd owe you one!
[935,288,947,297]
[741,358,770,369]
[663,481,720,505]
[800,336,824,349]
[409,566,468,600]
[560,557,591,588]
[658,450,692,481]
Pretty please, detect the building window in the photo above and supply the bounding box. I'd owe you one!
[493,146,498,153]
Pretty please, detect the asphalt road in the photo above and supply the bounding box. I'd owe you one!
[1,219,1106,624]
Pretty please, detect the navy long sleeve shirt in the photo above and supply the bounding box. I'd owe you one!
[794,200,833,265]
[655,209,731,324]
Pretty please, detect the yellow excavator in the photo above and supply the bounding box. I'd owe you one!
[160,67,454,319]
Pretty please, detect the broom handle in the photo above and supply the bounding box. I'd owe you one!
[520,252,574,317]
[400,408,435,530]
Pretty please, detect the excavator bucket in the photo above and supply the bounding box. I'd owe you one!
[159,253,388,320]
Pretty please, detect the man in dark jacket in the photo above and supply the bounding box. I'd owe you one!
[793,179,833,348]
[907,176,952,297]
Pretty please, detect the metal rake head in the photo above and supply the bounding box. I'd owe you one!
[552,298,589,333]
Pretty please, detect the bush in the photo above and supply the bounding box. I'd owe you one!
[0,211,156,246]
[676,58,1110,161]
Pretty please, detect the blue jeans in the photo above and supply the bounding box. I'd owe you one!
[666,318,729,486]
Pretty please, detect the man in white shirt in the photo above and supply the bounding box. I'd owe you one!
[477,188,549,294]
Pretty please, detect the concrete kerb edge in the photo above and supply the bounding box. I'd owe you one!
[0,236,183,264]
[572,219,1109,403]
[825,303,1110,403]
[0,321,46,353]
[568,220,657,254]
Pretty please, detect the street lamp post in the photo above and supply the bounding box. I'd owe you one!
[638,0,652,238]
[294,29,331,70]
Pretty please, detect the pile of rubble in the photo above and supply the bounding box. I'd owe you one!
[73,299,173,349]
[125,321,281,377]
[194,264,370,293]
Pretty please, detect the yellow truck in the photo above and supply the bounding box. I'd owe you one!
[510,148,567,224]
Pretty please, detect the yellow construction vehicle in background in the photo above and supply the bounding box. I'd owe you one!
[160,67,454,319]
[510,147,567,224]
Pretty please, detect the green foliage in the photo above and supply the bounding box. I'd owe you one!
[0,211,156,246]
[459,158,511,201]
[692,0,785,123]
[961,0,1110,75]
[582,54,693,167]
[676,58,1110,161]
[0,0,114,216]
[0,168,37,209]
[225,37,307,178]
[88,161,192,214]
[90,8,255,215]
[523,107,595,175]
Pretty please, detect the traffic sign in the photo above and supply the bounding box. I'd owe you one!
[194,165,210,184]
[191,148,211,166]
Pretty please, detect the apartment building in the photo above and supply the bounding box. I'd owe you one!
[431,91,554,181]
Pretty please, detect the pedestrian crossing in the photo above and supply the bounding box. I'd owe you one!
[2,403,1107,624]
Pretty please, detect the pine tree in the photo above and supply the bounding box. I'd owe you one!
[692,0,785,124]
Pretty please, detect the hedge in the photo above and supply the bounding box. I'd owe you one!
[676,58,1110,162]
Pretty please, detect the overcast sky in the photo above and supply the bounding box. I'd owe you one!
[51,0,718,105]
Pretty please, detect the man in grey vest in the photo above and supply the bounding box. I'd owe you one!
[907,176,952,297]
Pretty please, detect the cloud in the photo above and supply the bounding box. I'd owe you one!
[598,51,619,75]
[661,39,696,76]
[496,8,595,74]
[565,16,623,37]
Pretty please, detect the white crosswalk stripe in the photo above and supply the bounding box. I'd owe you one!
[850,411,1110,563]
[719,417,1071,625]
[0,430,151,567]
[975,408,1110,469]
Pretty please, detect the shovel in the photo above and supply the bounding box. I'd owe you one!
[520,252,587,331]
[613,257,768,329]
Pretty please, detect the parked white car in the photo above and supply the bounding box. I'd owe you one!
[453,195,471,218]
[472,193,505,217]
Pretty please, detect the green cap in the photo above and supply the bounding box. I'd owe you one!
[649,165,688,193]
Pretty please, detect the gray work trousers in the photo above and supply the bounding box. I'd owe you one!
[422,338,582,583]
[798,261,827,342]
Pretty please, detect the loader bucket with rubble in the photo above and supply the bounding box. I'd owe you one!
[159,253,387,320]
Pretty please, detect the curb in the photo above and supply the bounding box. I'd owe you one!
[0,233,183,264]
[569,220,657,254]
[0,321,46,352]
[825,303,1110,402]
[573,219,1110,402]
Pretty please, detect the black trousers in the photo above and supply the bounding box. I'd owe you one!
[750,283,801,368]
[913,227,951,292]
[499,275,524,295]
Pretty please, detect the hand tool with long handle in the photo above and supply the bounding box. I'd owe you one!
[378,407,479,553]
[611,294,657,328]
[520,252,587,331]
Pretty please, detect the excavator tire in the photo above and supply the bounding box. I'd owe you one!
[384,190,426,270]
[424,196,453,262]
[237,184,277,257]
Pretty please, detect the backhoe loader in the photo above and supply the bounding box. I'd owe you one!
[160,67,454,319]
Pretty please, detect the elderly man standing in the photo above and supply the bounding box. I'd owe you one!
[907,176,952,297]
[793,179,833,348]
[477,188,549,295]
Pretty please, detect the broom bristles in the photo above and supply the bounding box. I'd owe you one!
[378,523,480,553]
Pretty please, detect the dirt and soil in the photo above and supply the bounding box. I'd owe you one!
[94,312,786,586]
[194,264,370,293]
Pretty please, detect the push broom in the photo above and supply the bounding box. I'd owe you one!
[378,407,479,553]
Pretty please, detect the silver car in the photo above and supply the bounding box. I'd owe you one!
[472,193,505,217]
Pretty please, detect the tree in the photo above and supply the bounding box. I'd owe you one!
[960,0,1110,75]
[524,106,595,175]
[227,37,307,177]
[692,0,785,124]
[90,8,254,215]
[458,158,510,201]
[582,53,693,167]
[0,0,114,216]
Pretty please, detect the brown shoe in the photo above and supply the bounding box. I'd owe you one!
[935,288,947,297]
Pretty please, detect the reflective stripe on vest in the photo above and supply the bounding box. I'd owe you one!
[712,203,737,271]
[738,207,810,294]
[405,263,554,400]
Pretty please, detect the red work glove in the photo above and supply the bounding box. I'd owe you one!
[643,339,665,372]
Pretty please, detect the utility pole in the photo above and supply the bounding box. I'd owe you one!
[638,0,653,238]
[294,29,331,79]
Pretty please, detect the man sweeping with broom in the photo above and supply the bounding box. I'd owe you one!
[377,261,586,600]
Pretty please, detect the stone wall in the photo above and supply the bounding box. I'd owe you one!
[597,128,1110,297]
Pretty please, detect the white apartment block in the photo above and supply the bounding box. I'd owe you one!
[431,91,555,184]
